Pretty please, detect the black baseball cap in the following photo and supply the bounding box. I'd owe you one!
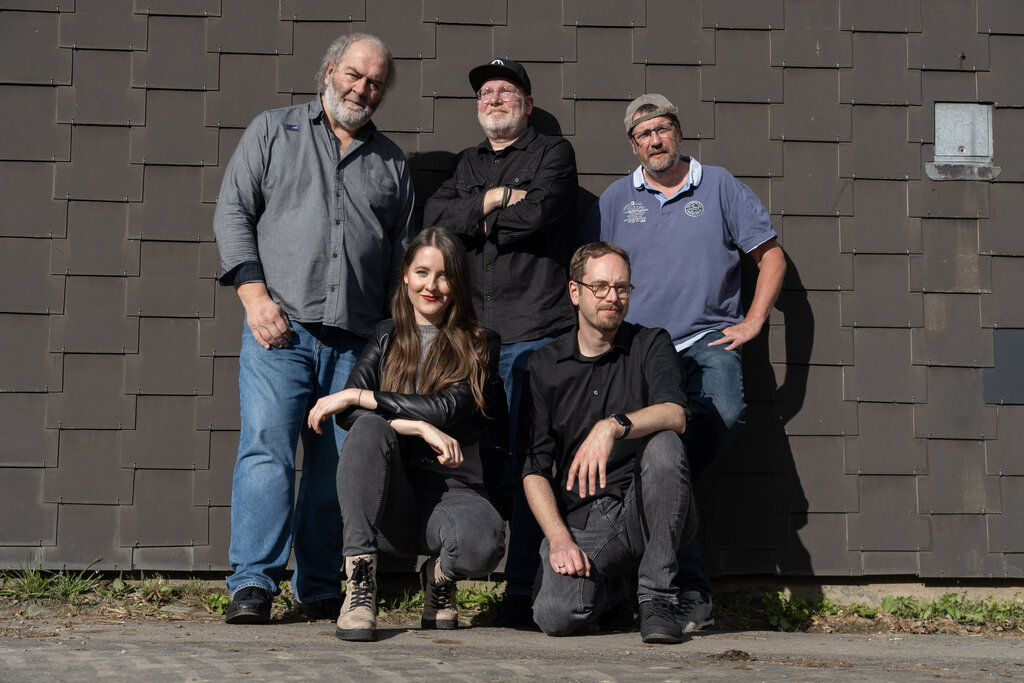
[469,58,532,95]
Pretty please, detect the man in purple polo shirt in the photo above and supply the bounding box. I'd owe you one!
[581,94,786,633]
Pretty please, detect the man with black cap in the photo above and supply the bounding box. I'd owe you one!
[424,58,579,628]
[581,94,786,633]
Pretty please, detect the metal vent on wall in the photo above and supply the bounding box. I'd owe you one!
[925,103,1001,181]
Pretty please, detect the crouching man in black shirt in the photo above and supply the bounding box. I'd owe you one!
[520,242,698,644]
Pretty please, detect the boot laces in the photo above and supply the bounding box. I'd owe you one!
[429,579,456,611]
[348,557,376,609]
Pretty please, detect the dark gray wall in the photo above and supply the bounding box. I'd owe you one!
[2,0,1022,579]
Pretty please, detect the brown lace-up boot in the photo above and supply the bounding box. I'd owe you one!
[420,556,458,630]
[336,554,378,641]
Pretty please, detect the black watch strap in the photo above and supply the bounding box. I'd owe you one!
[611,413,632,439]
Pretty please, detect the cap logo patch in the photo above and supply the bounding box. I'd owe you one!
[623,200,648,224]
[684,200,704,217]
[491,59,504,66]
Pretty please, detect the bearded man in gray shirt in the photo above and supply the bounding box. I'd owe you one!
[213,33,415,625]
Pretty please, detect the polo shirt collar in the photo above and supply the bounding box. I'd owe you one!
[631,155,702,191]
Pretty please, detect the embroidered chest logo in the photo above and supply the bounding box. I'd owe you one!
[623,201,648,224]
[684,200,704,217]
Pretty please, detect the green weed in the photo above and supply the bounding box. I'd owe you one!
[52,564,102,602]
[98,576,133,599]
[456,583,502,612]
[4,565,54,600]
[879,592,1024,626]
[379,588,424,613]
[203,593,231,614]
[762,591,815,631]
[849,601,878,619]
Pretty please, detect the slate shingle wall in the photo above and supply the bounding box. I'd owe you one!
[1,0,1021,578]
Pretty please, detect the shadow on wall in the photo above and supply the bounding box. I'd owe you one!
[410,107,596,241]
[698,252,818,597]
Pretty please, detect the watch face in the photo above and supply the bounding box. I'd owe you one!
[613,413,631,427]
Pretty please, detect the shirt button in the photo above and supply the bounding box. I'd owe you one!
[592,389,599,396]
[486,295,492,301]
[330,286,336,292]
[485,264,493,270]
[335,219,340,225]
[332,253,338,258]
[493,158,500,164]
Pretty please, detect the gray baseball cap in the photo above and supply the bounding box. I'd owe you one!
[624,94,679,135]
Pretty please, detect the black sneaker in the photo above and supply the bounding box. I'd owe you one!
[677,591,715,632]
[225,586,272,624]
[301,597,342,621]
[639,599,683,644]
[493,593,539,630]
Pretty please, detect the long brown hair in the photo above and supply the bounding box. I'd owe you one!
[380,227,489,412]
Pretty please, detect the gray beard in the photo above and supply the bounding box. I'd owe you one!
[641,152,680,174]
[324,82,373,130]
[479,112,527,141]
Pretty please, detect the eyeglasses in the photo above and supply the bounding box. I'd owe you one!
[575,280,635,299]
[630,123,677,145]
[477,86,521,103]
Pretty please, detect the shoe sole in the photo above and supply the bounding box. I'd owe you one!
[641,631,684,644]
[224,610,270,625]
[421,619,458,630]
[335,627,376,642]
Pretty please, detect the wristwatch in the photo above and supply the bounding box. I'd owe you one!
[611,413,632,439]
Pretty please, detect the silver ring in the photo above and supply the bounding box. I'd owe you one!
[557,564,565,569]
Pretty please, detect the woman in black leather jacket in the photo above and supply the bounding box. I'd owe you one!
[307,228,506,642]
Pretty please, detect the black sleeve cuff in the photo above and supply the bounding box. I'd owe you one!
[218,260,265,286]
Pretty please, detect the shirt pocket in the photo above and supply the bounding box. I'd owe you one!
[362,169,398,214]
[506,168,535,188]
[456,176,486,194]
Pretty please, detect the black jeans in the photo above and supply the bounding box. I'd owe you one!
[337,414,506,578]
[532,431,698,636]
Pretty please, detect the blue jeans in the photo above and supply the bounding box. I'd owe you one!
[338,414,505,577]
[532,432,697,635]
[674,329,745,597]
[496,337,556,597]
[227,319,365,604]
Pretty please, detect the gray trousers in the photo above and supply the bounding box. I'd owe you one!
[532,431,697,636]
[337,414,505,579]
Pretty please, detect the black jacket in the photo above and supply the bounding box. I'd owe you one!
[336,320,508,448]
[422,127,578,343]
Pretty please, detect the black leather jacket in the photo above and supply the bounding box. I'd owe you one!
[336,320,507,447]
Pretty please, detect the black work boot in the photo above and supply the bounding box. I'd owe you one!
[225,586,272,625]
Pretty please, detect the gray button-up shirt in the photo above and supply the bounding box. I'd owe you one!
[213,97,416,339]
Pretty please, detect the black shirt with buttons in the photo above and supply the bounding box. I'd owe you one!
[520,322,690,527]
[423,126,578,344]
